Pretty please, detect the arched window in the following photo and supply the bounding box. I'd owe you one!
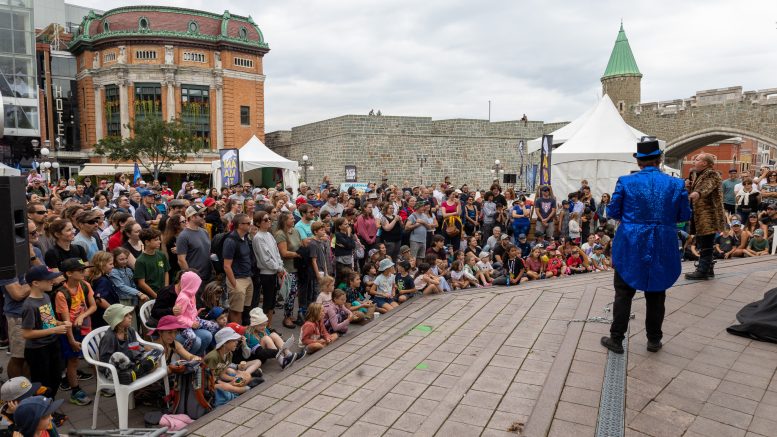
[239,26,248,40]
[188,20,199,33]
[103,21,110,32]
[138,17,150,30]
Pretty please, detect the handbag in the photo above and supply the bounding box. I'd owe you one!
[279,273,292,301]
[354,239,365,260]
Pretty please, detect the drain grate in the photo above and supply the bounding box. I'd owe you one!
[596,336,628,437]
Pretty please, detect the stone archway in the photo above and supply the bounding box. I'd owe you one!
[663,127,777,169]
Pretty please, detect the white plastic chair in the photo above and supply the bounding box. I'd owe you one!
[82,326,170,429]
[772,226,777,255]
[139,299,156,331]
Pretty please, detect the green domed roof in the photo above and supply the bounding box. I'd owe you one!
[602,23,641,79]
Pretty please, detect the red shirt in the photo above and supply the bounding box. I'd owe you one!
[108,231,124,251]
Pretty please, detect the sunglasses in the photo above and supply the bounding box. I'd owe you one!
[261,218,271,222]
[33,210,46,215]
[239,221,251,225]
[198,213,206,218]
[85,219,100,225]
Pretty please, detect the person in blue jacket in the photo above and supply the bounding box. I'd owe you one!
[601,137,691,354]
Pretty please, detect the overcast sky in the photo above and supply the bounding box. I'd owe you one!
[71,0,777,132]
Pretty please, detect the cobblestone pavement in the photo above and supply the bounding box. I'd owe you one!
[14,257,774,435]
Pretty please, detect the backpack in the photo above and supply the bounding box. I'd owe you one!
[165,360,215,419]
[210,231,240,275]
[49,280,90,322]
[444,216,462,237]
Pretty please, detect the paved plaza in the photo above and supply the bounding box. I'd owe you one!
[29,256,777,436]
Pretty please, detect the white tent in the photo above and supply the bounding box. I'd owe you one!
[550,95,650,198]
[528,100,646,154]
[0,164,21,176]
[212,135,300,194]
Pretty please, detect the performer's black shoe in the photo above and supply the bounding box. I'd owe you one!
[685,270,711,280]
[600,336,624,354]
[647,340,662,352]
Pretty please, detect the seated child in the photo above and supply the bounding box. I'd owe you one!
[476,252,495,283]
[315,275,335,304]
[394,261,417,303]
[0,377,51,433]
[205,306,229,330]
[99,304,160,385]
[369,259,399,312]
[464,253,490,286]
[342,271,376,319]
[424,255,452,292]
[204,327,263,406]
[449,260,471,290]
[241,308,304,370]
[361,263,377,292]
[493,245,528,285]
[175,272,219,352]
[324,289,363,335]
[413,262,443,295]
[589,244,611,271]
[566,248,590,274]
[300,303,337,354]
[546,250,570,277]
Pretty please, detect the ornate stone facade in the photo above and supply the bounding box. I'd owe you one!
[68,6,268,154]
[266,116,566,189]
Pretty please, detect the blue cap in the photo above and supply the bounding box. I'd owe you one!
[14,396,64,437]
[25,266,62,284]
[206,306,226,320]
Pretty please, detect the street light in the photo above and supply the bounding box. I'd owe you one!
[416,153,429,185]
[299,155,313,183]
[490,159,504,175]
[32,139,58,182]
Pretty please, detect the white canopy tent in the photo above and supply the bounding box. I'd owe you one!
[212,135,300,194]
[0,163,21,176]
[550,95,662,198]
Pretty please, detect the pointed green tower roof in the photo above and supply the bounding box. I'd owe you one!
[602,23,642,79]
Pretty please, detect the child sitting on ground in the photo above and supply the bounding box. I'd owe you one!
[449,260,471,290]
[413,263,443,295]
[205,306,229,330]
[566,246,590,274]
[476,252,495,284]
[324,289,363,335]
[394,261,416,303]
[369,259,399,312]
[362,263,377,292]
[204,327,263,406]
[464,253,489,286]
[493,245,528,286]
[342,271,376,319]
[241,308,304,369]
[546,250,570,277]
[589,244,611,271]
[315,275,335,305]
[300,303,337,354]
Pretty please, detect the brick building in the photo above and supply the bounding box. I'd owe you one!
[67,6,269,174]
[680,137,777,178]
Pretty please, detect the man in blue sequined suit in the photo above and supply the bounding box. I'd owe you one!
[601,138,691,354]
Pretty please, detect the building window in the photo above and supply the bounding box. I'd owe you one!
[103,21,109,32]
[239,26,247,40]
[187,20,198,33]
[103,52,116,62]
[134,83,162,122]
[182,52,206,63]
[138,17,149,31]
[104,84,120,136]
[233,57,253,68]
[135,50,157,60]
[181,85,210,148]
[240,106,250,126]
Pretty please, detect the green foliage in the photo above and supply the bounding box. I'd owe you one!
[93,118,205,180]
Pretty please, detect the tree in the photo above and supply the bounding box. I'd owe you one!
[94,118,206,181]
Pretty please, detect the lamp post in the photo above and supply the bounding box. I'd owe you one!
[490,159,505,181]
[32,139,58,183]
[299,155,313,183]
[416,153,428,185]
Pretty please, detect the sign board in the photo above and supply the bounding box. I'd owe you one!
[219,148,240,187]
[344,165,358,182]
[539,134,553,185]
[339,182,369,196]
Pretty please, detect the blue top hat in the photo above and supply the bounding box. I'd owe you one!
[634,136,662,159]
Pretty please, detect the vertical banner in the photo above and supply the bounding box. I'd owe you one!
[527,164,538,192]
[518,140,525,191]
[220,148,240,187]
[539,134,553,186]
[344,165,358,182]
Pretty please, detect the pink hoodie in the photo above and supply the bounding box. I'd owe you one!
[174,272,202,327]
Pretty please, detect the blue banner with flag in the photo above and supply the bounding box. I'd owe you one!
[220,148,240,187]
[133,162,141,183]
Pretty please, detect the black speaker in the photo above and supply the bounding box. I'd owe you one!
[0,177,29,280]
[503,173,517,184]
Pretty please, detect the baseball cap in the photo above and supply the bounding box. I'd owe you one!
[754,229,765,237]
[14,396,64,437]
[479,251,490,258]
[139,188,155,197]
[400,245,410,253]
[185,204,205,218]
[203,198,216,208]
[25,265,62,283]
[1,377,42,402]
[206,306,226,320]
[731,220,742,226]
[500,234,510,240]
[296,197,307,206]
[60,258,91,272]
[169,199,186,208]
[227,322,246,335]
[518,233,527,240]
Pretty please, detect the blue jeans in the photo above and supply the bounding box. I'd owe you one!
[177,328,213,356]
[513,224,529,244]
